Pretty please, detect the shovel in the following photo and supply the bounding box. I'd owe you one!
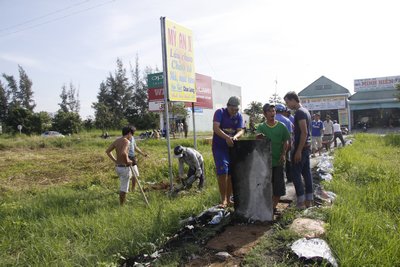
[130,165,150,207]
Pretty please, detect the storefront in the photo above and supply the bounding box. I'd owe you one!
[298,76,351,127]
[349,75,400,128]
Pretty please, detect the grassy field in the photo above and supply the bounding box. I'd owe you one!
[1,132,400,266]
[0,131,218,266]
[326,133,400,266]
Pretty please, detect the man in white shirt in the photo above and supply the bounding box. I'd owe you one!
[333,120,346,147]
[322,115,334,151]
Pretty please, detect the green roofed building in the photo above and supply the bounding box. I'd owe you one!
[298,76,351,127]
[349,75,400,128]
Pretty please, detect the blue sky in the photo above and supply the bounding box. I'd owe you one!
[1,0,399,118]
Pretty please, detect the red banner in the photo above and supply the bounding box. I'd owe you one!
[147,73,213,109]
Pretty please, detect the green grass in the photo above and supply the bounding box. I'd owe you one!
[326,133,400,267]
[0,133,218,266]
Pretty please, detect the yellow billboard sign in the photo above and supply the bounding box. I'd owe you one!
[164,18,196,102]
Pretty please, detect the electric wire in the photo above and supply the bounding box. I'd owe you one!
[0,0,116,38]
[0,0,91,33]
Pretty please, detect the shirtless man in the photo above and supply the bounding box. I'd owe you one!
[106,126,134,205]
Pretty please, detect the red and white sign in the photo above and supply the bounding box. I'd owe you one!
[354,75,400,92]
[148,88,165,101]
[185,73,213,109]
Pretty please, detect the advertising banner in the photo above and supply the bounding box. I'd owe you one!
[354,75,400,92]
[185,73,213,109]
[301,96,346,111]
[163,18,196,102]
[147,72,213,110]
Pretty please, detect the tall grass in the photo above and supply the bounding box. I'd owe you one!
[0,134,218,266]
[326,133,400,266]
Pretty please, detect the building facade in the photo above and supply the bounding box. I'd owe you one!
[298,76,351,127]
[349,75,400,128]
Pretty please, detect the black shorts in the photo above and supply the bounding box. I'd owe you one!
[272,166,285,197]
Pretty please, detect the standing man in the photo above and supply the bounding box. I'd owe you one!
[311,114,324,157]
[333,120,346,147]
[212,96,245,208]
[275,103,293,183]
[128,126,148,191]
[173,145,205,189]
[323,115,334,151]
[106,126,135,206]
[256,104,290,212]
[284,91,313,209]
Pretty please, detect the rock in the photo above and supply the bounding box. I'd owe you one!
[289,218,325,238]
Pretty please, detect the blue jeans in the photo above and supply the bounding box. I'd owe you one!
[291,148,313,204]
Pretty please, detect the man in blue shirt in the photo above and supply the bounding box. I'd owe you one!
[275,103,293,183]
[212,96,245,208]
[311,113,324,157]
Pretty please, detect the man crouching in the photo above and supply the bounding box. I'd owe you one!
[173,145,205,190]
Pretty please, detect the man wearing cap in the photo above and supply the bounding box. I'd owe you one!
[173,145,205,189]
[275,103,293,183]
[212,96,245,208]
[256,104,290,213]
[105,126,135,206]
[284,91,313,209]
[311,114,324,157]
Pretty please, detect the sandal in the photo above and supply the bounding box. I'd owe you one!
[217,203,227,209]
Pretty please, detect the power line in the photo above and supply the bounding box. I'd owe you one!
[0,0,116,38]
[0,0,91,33]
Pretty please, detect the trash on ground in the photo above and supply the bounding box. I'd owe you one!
[291,238,338,267]
[319,172,333,181]
[215,251,232,260]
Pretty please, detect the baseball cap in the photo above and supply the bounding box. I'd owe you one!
[173,146,184,158]
[275,103,286,112]
[227,96,240,106]
[262,103,275,113]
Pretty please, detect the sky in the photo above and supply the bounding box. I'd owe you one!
[1,0,399,118]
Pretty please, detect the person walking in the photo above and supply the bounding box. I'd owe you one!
[323,115,334,151]
[284,91,313,209]
[256,104,290,213]
[311,114,324,157]
[333,120,346,147]
[275,103,293,183]
[105,126,135,206]
[212,96,245,208]
[173,145,205,189]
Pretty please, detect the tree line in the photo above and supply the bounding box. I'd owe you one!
[0,56,159,135]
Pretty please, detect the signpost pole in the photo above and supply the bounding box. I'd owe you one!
[160,17,174,191]
[192,102,197,149]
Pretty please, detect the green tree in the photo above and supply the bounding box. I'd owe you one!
[59,82,80,113]
[6,106,34,134]
[2,74,19,109]
[30,111,52,134]
[92,102,114,132]
[0,81,8,124]
[244,101,264,123]
[52,111,82,135]
[18,65,35,111]
[268,93,284,105]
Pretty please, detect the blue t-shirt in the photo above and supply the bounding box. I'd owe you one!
[311,120,324,137]
[293,107,311,152]
[212,108,244,150]
[276,113,293,133]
